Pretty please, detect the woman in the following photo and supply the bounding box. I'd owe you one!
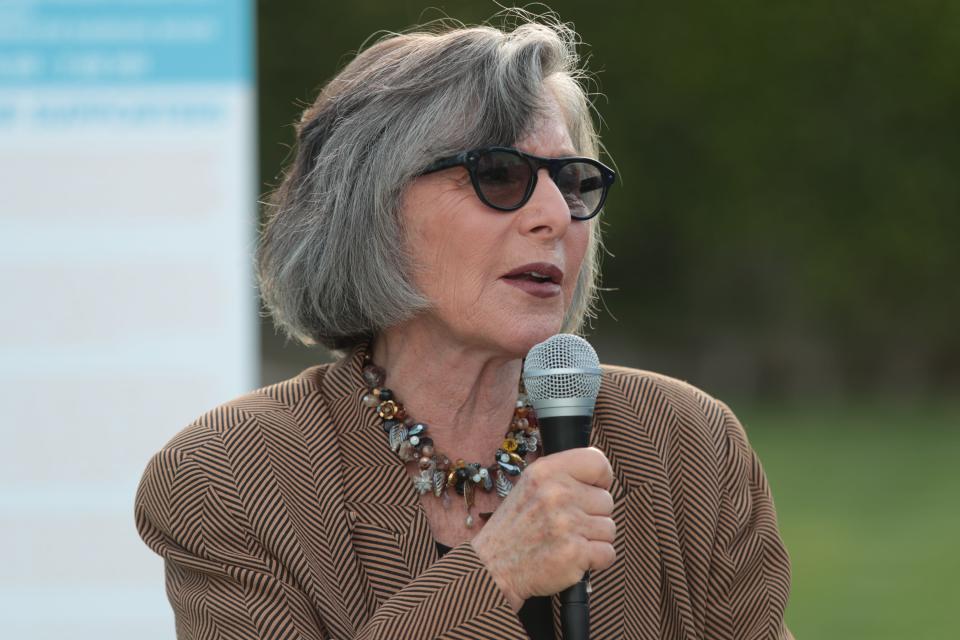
[135,15,793,640]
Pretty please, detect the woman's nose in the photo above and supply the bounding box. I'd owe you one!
[518,169,571,238]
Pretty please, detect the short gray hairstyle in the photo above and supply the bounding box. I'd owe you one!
[257,13,606,351]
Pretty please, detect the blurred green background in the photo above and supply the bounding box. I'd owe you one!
[256,1,959,637]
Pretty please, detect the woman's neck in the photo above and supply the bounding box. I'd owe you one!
[371,323,523,460]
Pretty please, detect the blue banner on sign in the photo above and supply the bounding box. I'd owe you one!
[0,0,252,85]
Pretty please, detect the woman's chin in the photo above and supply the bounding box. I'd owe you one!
[491,317,566,358]
[412,305,567,359]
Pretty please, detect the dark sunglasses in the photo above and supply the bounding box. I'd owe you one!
[419,146,616,220]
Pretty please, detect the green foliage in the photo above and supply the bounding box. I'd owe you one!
[258,1,960,397]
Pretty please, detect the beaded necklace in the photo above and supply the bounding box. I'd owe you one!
[361,352,541,528]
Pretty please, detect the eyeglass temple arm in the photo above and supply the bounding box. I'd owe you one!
[419,152,470,176]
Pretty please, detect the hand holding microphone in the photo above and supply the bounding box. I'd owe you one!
[471,334,611,638]
[470,446,616,611]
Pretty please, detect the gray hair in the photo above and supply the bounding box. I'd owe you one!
[257,13,606,351]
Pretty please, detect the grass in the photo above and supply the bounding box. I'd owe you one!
[736,401,960,640]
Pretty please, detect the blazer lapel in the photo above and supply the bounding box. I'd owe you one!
[591,368,700,640]
[545,410,664,640]
[326,347,438,609]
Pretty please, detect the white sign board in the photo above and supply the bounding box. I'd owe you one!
[0,2,256,638]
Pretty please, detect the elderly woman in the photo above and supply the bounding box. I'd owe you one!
[135,15,793,640]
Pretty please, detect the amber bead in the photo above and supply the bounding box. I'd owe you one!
[418,457,433,470]
[398,441,417,461]
[515,406,529,418]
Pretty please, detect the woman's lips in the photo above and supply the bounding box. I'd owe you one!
[502,262,564,283]
[500,262,564,298]
[501,277,562,298]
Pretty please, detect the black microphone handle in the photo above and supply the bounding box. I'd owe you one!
[539,411,593,640]
[539,413,592,455]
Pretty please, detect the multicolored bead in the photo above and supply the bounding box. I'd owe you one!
[407,423,426,437]
[481,469,494,491]
[496,471,513,497]
[388,423,407,452]
[362,364,386,388]
[413,471,433,495]
[497,460,522,476]
[398,441,418,462]
[382,419,399,434]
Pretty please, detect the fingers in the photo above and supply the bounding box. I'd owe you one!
[472,447,619,602]
[579,447,614,489]
[578,483,615,516]
[524,450,614,517]
[582,514,617,544]
[587,539,617,572]
[539,447,614,490]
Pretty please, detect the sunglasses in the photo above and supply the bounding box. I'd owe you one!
[420,146,616,220]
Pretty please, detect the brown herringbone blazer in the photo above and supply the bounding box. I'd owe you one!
[135,347,793,639]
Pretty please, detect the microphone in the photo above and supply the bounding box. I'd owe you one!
[523,334,602,640]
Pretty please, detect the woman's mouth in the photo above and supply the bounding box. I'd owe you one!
[501,263,563,298]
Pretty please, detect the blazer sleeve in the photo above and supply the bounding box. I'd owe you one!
[702,400,795,640]
[135,442,525,640]
[352,543,524,640]
[135,446,329,639]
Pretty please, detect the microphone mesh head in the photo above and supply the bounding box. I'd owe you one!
[523,334,602,401]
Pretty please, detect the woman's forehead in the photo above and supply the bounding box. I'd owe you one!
[516,96,577,156]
